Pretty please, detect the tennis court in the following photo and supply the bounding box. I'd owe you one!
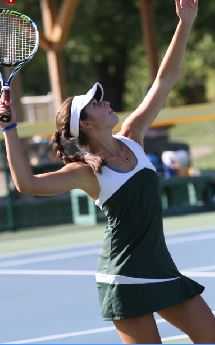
[0,212,215,344]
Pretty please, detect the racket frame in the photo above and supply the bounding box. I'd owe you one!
[0,9,39,122]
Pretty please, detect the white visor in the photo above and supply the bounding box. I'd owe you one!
[70,82,104,138]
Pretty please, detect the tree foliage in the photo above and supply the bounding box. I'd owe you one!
[8,0,49,95]
[7,0,215,109]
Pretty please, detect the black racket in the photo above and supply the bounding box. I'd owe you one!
[0,9,39,122]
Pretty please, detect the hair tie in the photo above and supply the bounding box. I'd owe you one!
[80,156,85,162]
[55,131,61,140]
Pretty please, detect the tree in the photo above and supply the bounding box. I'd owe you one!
[8,0,215,108]
[65,0,141,111]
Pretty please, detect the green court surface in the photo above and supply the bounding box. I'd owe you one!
[0,211,215,255]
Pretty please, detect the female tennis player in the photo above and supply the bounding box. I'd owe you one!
[1,0,215,343]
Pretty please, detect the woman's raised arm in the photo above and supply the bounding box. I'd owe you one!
[120,0,198,143]
[0,92,97,197]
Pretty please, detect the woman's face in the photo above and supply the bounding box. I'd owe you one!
[82,98,119,133]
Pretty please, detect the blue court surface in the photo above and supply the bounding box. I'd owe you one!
[0,225,215,344]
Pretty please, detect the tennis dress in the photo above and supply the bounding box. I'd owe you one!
[94,134,204,321]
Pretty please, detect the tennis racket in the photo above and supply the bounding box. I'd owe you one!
[0,9,39,122]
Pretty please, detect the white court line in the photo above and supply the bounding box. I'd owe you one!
[181,264,215,272]
[166,232,215,244]
[0,241,101,259]
[0,248,99,268]
[0,269,214,278]
[182,271,215,277]
[1,269,215,278]
[1,226,215,260]
[1,230,215,268]
[164,224,215,238]
[2,319,166,344]
[0,262,215,277]
[0,269,96,276]
[165,225,215,237]
[2,326,116,344]
[162,334,189,342]
[3,313,215,345]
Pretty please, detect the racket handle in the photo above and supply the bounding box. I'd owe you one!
[0,87,11,123]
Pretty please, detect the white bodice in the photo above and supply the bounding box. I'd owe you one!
[95,135,156,209]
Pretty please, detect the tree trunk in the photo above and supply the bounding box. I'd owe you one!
[94,51,128,112]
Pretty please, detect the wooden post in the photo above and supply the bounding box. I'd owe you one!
[40,0,79,112]
[52,0,79,50]
[40,0,63,111]
[46,50,66,111]
[139,0,159,82]
[40,32,52,52]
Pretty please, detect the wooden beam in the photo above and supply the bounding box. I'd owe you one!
[52,0,79,50]
[46,50,66,111]
[40,0,66,111]
[39,32,52,51]
[139,0,159,82]
[40,0,81,110]
[40,0,56,37]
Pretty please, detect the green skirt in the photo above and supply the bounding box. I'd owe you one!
[96,169,205,320]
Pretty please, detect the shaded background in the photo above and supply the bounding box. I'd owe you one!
[0,0,215,230]
[11,0,215,109]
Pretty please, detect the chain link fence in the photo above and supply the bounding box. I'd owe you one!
[0,139,72,231]
[1,114,215,231]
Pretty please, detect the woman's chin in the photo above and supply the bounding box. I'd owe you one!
[111,115,119,130]
[112,112,119,123]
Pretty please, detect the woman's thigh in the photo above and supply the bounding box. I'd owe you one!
[157,295,215,344]
[113,313,162,344]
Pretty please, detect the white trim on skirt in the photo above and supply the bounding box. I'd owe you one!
[96,273,181,285]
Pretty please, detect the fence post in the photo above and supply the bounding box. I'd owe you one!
[70,189,97,225]
[0,140,15,231]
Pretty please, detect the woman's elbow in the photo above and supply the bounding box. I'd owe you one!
[15,183,34,195]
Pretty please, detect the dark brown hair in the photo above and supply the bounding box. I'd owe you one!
[51,97,105,174]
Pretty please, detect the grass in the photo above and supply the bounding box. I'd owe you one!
[169,118,215,170]
[1,212,215,255]
[1,101,215,171]
[164,336,192,344]
[1,101,215,139]
[1,101,214,171]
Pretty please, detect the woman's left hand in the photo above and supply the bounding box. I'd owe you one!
[175,0,198,26]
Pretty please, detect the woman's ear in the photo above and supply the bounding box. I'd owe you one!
[80,119,93,132]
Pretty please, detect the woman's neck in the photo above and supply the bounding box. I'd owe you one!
[88,133,119,157]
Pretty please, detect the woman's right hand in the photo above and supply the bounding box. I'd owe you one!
[0,90,17,129]
[176,0,198,27]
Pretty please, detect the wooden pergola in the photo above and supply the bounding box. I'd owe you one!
[12,0,158,120]
[39,0,159,111]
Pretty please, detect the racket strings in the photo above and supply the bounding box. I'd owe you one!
[0,14,37,64]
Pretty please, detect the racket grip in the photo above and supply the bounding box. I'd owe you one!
[0,88,11,123]
[2,87,11,103]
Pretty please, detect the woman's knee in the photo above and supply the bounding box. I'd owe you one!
[190,328,215,344]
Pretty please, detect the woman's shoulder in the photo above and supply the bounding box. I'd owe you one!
[113,131,144,148]
[64,161,94,175]
[64,162,99,199]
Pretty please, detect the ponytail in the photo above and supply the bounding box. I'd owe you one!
[51,130,105,174]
